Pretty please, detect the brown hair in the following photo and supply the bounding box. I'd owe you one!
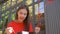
[35,23,41,28]
[15,4,29,31]
[35,23,45,31]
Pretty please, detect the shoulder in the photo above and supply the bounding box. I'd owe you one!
[7,20,16,26]
[8,20,15,24]
[8,20,17,24]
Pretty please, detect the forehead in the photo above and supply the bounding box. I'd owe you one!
[18,9,27,13]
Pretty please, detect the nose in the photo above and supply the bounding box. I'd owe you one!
[21,14,25,19]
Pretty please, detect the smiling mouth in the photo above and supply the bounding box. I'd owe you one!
[20,17,24,20]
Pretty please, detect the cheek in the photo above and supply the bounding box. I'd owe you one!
[18,13,20,17]
[19,15,27,20]
[17,12,27,19]
[18,13,21,19]
[23,15,27,20]
[24,15,27,18]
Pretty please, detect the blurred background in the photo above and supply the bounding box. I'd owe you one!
[0,0,45,34]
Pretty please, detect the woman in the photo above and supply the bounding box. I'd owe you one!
[5,4,33,34]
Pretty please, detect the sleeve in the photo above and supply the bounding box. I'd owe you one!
[29,23,33,32]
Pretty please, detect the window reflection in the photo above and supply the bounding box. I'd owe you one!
[2,14,4,17]
[11,14,15,20]
[26,0,32,5]
[17,0,23,3]
[5,15,8,19]
[6,11,10,15]
[29,6,32,21]
[6,1,11,7]
[12,0,16,6]
[2,6,6,11]
[35,4,38,15]
[29,6,32,16]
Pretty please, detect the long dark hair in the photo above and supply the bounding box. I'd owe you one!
[15,4,29,31]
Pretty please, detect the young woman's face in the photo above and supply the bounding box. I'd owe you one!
[17,9,27,22]
[35,27,40,34]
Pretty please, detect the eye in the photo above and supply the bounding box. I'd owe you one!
[24,13,27,16]
[20,12,23,14]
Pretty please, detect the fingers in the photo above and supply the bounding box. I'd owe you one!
[5,28,11,34]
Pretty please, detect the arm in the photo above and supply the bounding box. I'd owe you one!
[29,23,34,34]
[5,21,14,34]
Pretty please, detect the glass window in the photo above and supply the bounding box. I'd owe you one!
[34,4,38,15]
[0,5,1,10]
[25,0,32,5]
[2,6,6,11]
[11,14,15,20]
[12,7,17,12]
[2,14,4,17]
[17,0,23,3]
[34,0,37,2]
[29,6,32,16]
[5,15,8,19]
[29,6,32,21]
[12,0,16,6]
[3,3,6,5]
[12,8,15,12]
[6,11,10,15]
[39,1,44,13]
[0,20,3,31]
[34,1,44,20]
[34,1,44,15]
[0,20,3,24]
[6,1,11,7]
[16,6,19,9]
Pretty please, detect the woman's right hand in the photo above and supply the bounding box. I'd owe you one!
[5,28,11,34]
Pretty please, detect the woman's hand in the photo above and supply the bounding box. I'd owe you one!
[5,28,11,34]
[5,27,13,34]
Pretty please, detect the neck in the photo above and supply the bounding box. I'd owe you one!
[16,19,23,23]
